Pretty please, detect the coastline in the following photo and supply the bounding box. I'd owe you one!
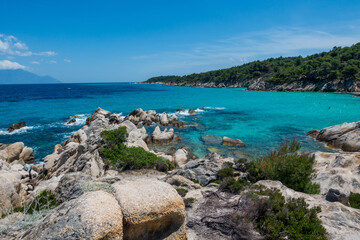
[143,78,360,93]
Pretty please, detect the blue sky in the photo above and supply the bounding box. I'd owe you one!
[1,0,360,83]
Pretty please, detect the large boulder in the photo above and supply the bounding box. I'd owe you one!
[112,178,186,240]
[308,121,360,151]
[160,113,170,126]
[22,191,123,240]
[174,148,188,168]
[0,171,22,216]
[0,142,26,163]
[151,126,174,145]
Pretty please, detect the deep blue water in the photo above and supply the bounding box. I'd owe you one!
[1,83,360,162]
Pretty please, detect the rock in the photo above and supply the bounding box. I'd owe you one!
[326,188,349,205]
[164,175,201,190]
[3,142,24,163]
[0,171,22,215]
[86,107,111,125]
[309,121,360,151]
[160,112,169,125]
[307,129,320,138]
[201,135,222,145]
[22,191,123,240]
[19,147,34,164]
[189,109,196,115]
[174,148,188,168]
[67,118,76,124]
[112,178,186,240]
[151,126,174,145]
[30,164,43,174]
[7,122,26,133]
[257,180,360,240]
[222,136,245,146]
[53,144,62,153]
[312,151,360,195]
[186,189,264,240]
[177,152,234,186]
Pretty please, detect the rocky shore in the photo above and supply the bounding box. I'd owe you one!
[147,78,360,92]
[1,108,360,239]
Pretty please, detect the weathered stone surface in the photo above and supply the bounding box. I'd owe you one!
[174,148,188,168]
[22,191,123,240]
[326,188,349,205]
[0,171,22,215]
[0,142,24,163]
[222,136,245,146]
[19,147,34,164]
[176,152,234,186]
[308,121,360,151]
[152,126,174,145]
[257,180,360,240]
[7,122,26,133]
[312,151,360,196]
[112,178,186,240]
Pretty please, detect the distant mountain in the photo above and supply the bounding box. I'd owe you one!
[0,69,61,84]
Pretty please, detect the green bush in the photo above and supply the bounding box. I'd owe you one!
[99,127,174,172]
[13,190,58,215]
[219,176,249,194]
[248,140,320,194]
[217,167,234,179]
[254,190,327,240]
[176,188,188,197]
[349,192,360,209]
[184,197,196,207]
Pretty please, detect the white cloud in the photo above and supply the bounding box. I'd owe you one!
[0,34,57,57]
[64,59,71,63]
[30,61,40,64]
[0,60,26,70]
[132,25,360,72]
[50,60,57,64]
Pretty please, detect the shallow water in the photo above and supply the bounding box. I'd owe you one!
[1,83,359,162]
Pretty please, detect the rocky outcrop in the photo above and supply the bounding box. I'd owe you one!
[21,190,123,240]
[308,121,360,151]
[257,180,360,240]
[0,142,34,164]
[312,151,360,196]
[112,178,186,240]
[149,79,360,92]
[125,108,185,128]
[7,122,26,133]
[151,126,175,145]
[174,148,188,168]
[174,152,234,185]
[222,136,245,146]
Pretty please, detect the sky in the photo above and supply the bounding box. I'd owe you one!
[1,0,360,83]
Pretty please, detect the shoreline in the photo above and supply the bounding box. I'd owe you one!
[143,79,360,93]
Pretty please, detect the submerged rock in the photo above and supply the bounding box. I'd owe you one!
[201,135,222,145]
[7,122,26,133]
[222,136,245,146]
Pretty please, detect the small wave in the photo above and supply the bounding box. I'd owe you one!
[203,107,226,110]
[195,108,205,113]
[176,110,191,116]
[0,126,35,135]
[64,114,89,126]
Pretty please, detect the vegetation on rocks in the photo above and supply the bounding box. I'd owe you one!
[253,189,327,240]
[13,190,58,215]
[247,140,320,194]
[349,192,360,209]
[146,42,360,85]
[99,127,174,171]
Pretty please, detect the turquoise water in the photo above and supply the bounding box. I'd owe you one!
[1,83,360,162]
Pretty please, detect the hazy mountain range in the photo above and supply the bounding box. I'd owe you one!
[0,69,60,84]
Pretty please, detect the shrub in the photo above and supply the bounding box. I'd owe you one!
[176,188,188,197]
[184,198,196,207]
[217,167,234,179]
[99,127,174,172]
[13,190,58,215]
[254,189,327,240]
[219,176,249,194]
[349,192,360,209]
[248,140,320,194]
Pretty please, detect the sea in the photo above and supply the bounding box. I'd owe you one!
[1,82,360,163]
